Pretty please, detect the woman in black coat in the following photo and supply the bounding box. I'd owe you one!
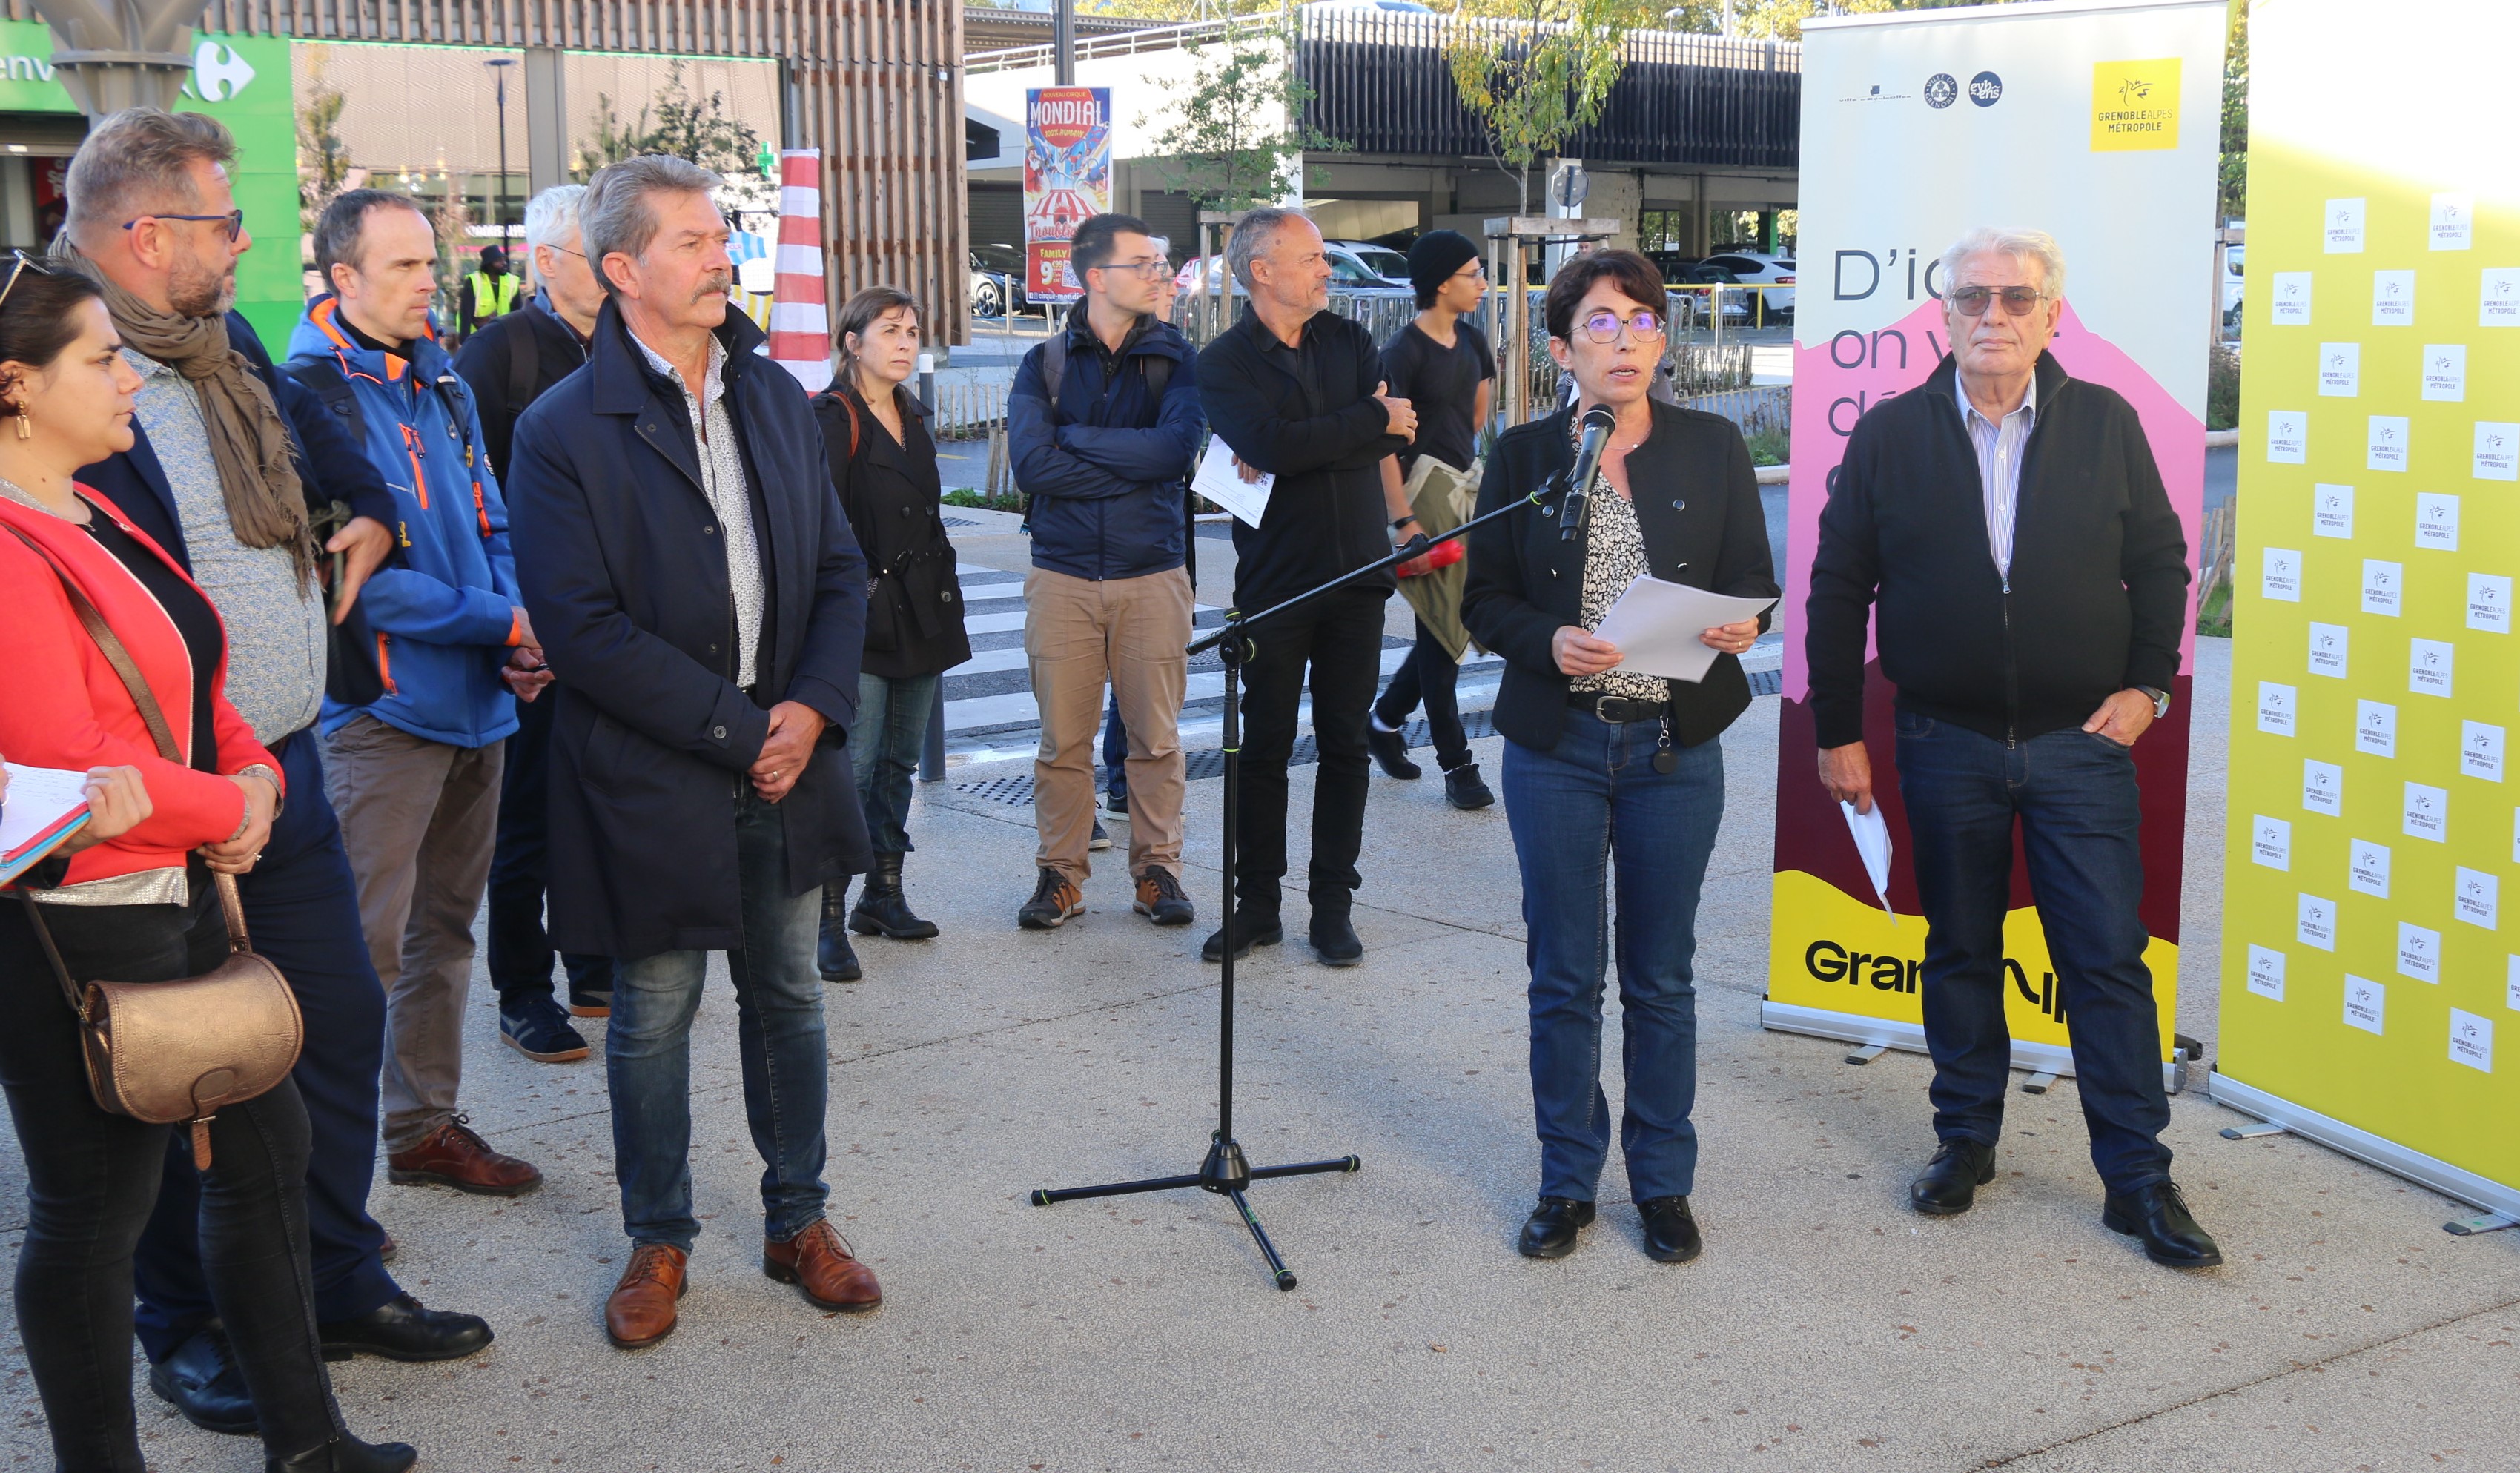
[811,288,972,981]
[1459,251,1776,1268]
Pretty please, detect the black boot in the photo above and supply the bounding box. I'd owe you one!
[817,882,862,982]
[1367,721,1422,779]
[266,1435,419,1473]
[1308,891,1363,967]
[850,855,939,939]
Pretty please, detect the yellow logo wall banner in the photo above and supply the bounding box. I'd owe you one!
[2091,57,2181,150]
[2215,0,2520,1219]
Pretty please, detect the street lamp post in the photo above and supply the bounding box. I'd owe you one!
[485,57,517,250]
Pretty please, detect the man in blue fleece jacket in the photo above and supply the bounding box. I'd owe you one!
[287,189,547,1200]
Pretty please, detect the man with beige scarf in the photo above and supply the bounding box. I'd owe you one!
[56,108,497,1439]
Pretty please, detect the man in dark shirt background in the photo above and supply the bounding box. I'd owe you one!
[452,183,613,1063]
[1366,228,1495,810]
[1196,206,1417,967]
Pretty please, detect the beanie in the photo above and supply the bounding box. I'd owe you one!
[1406,230,1482,308]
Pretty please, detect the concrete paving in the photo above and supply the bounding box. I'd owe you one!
[4,609,2516,1470]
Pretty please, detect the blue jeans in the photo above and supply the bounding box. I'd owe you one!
[608,790,829,1251]
[1501,707,1723,1203]
[1893,712,2172,1194]
[854,671,939,855]
[1101,689,1127,799]
[487,685,615,1004]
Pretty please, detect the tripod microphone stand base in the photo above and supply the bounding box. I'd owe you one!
[1031,1138,1361,1290]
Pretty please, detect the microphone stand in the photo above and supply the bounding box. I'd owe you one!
[1029,484,1550,1289]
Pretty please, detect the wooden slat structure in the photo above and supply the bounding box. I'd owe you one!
[1,0,971,344]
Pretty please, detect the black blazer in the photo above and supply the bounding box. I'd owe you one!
[1461,401,1778,752]
[813,380,970,681]
[506,299,873,960]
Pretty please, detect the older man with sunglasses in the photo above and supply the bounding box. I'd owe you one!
[1805,227,2211,1270]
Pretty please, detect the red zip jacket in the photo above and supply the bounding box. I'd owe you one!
[0,489,279,889]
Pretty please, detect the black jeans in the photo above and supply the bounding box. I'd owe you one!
[1234,585,1388,912]
[1372,618,1470,771]
[0,884,345,1471]
[488,685,615,1007]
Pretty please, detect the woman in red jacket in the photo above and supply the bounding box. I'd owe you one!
[0,260,416,1473]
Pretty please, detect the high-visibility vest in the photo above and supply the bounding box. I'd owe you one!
[466,270,521,320]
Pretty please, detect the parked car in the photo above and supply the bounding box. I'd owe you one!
[1698,249,1796,317]
[2222,240,2245,325]
[1174,245,1412,297]
[1656,259,1753,327]
[970,243,1026,319]
[1328,239,1413,289]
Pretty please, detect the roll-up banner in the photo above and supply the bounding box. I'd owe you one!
[2212,0,2520,1218]
[1023,86,1114,304]
[1767,0,2226,1084]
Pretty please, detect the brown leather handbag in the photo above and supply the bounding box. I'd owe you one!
[5,521,303,1170]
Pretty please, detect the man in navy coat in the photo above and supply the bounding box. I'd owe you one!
[504,156,877,1350]
[56,106,493,1437]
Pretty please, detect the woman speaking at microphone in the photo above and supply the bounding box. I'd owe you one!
[1461,250,1776,1265]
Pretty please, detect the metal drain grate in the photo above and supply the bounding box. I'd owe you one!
[948,681,1779,807]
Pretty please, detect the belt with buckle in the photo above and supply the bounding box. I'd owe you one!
[1569,691,1671,724]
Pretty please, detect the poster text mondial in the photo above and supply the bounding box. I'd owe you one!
[1768,1,2226,1076]
[2216,0,2519,1212]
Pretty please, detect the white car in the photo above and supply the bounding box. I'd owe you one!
[1328,240,1413,290]
[1698,250,1796,318]
[1174,245,1412,297]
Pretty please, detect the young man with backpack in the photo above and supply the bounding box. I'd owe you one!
[452,184,615,1061]
[288,189,546,1199]
[1006,213,1204,931]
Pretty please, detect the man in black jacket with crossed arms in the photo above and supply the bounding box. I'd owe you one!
[1807,226,2214,1270]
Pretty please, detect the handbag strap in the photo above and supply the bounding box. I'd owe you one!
[1,519,254,958]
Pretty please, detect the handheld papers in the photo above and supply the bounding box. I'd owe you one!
[1191,437,1272,528]
[1,764,93,884]
[1588,576,1778,684]
[1840,799,1896,922]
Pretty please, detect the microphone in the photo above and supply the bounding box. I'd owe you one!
[1558,406,1618,542]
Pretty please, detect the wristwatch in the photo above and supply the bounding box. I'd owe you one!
[2137,686,2171,718]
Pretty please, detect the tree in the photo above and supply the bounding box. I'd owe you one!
[2218,0,2249,222]
[1445,0,1632,217]
[1142,10,1346,211]
[295,45,354,234]
[574,60,776,217]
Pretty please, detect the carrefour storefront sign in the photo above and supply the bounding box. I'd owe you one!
[0,21,299,343]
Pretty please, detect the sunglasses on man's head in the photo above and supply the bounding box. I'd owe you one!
[122,209,246,244]
[1948,285,2049,317]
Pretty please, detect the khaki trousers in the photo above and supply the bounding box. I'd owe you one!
[1025,565,1191,884]
[324,712,504,1153]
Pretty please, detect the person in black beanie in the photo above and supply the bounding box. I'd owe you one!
[1367,229,1496,808]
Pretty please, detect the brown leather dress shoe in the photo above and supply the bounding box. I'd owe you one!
[763,1219,882,1312]
[386,1116,543,1196]
[604,1243,688,1349]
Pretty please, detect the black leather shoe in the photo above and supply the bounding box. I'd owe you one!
[266,1435,419,1473]
[2103,1180,2224,1268]
[1201,911,1283,962]
[1908,1139,1997,1216]
[148,1327,257,1435]
[817,884,862,982]
[850,855,939,939]
[1368,722,1421,779]
[1637,1195,1702,1263]
[317,1293,494,1363]
[1309,908,1363,967]
[1517,1196,1596,1259]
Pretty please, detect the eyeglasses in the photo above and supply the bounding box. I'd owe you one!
[1093,259,1173,279]
[0,249,55,311]
[1578,309,1665,343]
[1948,285,2050,317]
[122,210,246,244]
